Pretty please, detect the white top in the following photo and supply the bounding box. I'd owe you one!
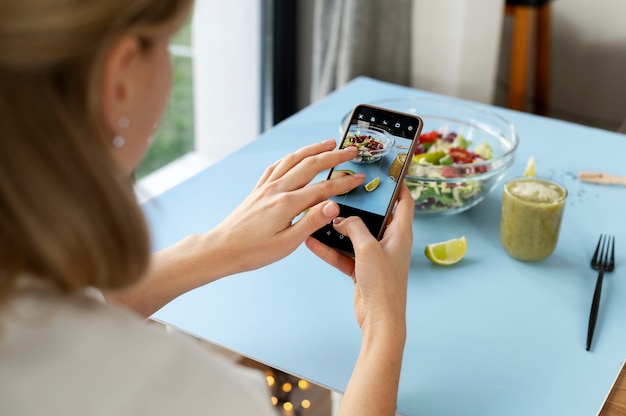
[0,279,277,416]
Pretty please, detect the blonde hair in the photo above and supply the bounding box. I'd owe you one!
[0,0,194,300]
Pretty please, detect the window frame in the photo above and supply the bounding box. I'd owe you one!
[138,1,264,201]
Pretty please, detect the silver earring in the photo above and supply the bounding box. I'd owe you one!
[112,135,125,148]
[112,117,130,148]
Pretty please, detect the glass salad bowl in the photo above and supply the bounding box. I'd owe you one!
[342,124,395,163]
[339,97,519,215]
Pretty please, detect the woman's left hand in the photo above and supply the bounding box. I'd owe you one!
[107,139,364,316]
[211,139,365,273]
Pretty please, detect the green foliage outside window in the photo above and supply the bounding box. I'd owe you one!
[136,19,194,179]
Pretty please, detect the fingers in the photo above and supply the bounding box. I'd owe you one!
[254,160,279,189]
[306,186,414,268]
[387,185,415,231]
[255,140,363,224]
[396,185,415,217]
[265,144,358,192]
[263,139,337,183]
[332,216,379,257]
[301,200,340,228]
[380,185,414,249]
[285,171,365,216]
[305,237,355,277]
[278,147,358,192]
[254,139,337,189]
[290,199,343,245]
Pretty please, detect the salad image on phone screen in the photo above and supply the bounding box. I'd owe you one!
[311,104,423,255]
[331,124,413,217]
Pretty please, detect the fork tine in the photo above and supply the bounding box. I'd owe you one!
[601,235,612,268]
[608,236,615,271]
[601,236,609,267]
[591,234,603,267]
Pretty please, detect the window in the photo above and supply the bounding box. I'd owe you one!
[191,1,263,164]
[136,18,194,179]
[137,3,265,201]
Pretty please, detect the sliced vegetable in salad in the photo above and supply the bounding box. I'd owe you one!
[412,129,492,166]
[343,133,385,151]
[407,128,495,213]
[409,180,484,213]
[343,133,386,163]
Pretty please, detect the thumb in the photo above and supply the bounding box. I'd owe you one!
[296,201,340,234]
[331,216,377,254]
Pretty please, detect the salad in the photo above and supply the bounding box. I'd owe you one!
[343,132,388,163]
[406,128,493,213]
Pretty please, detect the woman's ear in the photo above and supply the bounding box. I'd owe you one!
[100,35,142,136]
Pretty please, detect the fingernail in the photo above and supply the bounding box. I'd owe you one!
[322,138,336,146]
[322,202,340,218]
[332,217,345,225]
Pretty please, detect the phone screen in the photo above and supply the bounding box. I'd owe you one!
[311,104,423,254]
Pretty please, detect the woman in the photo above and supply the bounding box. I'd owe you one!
[0,0,413,415]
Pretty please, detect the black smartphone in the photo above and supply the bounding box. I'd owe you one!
[311,104,423,255]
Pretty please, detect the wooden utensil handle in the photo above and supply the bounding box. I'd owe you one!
[578,172,626,186]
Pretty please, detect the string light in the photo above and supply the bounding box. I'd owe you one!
[265,369,316,415]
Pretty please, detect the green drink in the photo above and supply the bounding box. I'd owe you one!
[499,177,567,261]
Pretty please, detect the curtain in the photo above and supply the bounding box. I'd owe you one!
[309,0,504,105]
[310,0,413,102]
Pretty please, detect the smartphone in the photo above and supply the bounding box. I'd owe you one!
[311,104,423,255]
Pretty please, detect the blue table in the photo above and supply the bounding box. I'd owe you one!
[145,77,626,415]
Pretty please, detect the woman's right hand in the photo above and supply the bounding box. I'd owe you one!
[305,185,414,416]
[305,185,413,332]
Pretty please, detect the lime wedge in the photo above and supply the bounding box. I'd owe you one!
[424,236,467,266]
[523,155,536,177]
[364,177,380,192]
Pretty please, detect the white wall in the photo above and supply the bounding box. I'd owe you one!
[411,0,504,104]
[192,1,263,164]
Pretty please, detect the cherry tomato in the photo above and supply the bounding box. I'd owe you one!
[419,130,439,143]
[448,147,478,164]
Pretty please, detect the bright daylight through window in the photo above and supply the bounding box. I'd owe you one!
[136,3,263,202]
[136,18,194,179]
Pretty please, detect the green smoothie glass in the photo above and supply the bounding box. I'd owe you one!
[499,177,567,262]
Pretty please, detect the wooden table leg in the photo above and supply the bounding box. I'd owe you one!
[507,6,532,112]
[534,3,551,116]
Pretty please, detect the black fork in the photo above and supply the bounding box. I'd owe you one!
[586,234,616,351]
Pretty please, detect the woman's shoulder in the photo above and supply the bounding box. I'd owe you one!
[0,283,276,415]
